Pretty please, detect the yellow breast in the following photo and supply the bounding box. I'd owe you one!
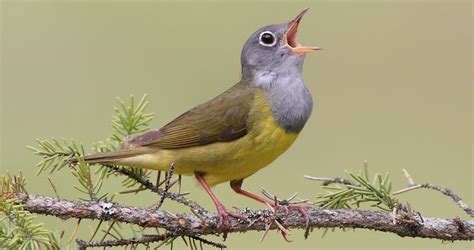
[125,90,299,186]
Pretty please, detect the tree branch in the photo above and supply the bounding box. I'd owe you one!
[15,193,474,242]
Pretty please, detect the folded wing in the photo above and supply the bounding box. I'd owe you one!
[127,82,254,149]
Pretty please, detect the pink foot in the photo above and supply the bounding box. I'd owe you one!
[274,203,312,229]
[216,204,247,239]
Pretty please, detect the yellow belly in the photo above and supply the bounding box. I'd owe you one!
[122,91,299,186]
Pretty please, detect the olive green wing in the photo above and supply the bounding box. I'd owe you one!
[127,82,254,149]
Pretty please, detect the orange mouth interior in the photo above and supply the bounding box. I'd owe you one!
[285,9,320,53]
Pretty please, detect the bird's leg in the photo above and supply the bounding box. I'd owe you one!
[230,179,311,227]
[230,179,274,205]
[195,173,245,237]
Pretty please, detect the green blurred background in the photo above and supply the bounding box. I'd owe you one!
[1,0,472,249]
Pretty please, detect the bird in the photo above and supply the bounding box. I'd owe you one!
[79,8,319,232]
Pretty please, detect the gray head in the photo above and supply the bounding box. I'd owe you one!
[240,9,319,132]
[241,9,320,82]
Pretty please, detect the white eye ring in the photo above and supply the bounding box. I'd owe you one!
[258,31,277,47]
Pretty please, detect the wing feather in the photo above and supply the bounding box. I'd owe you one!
[127,82,254,149]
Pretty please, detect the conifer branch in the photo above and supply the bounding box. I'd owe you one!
[12,193,474,242]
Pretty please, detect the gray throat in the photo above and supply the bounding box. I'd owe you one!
[249,67,313,133]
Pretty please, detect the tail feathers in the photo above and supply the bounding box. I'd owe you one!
[71,147,151,165]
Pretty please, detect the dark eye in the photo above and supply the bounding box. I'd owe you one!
[259,31,276,47]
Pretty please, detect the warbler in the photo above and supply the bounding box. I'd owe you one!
[80,9,319,231]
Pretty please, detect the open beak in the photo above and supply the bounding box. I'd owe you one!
[285,8,320,53]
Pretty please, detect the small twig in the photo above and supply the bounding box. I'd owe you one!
[420,184,473,217]
[76,233,171,249]
[392,207,397,225]
[100,221,116,242]
[260,223,272,242]
[180,236,189,247]
[47,176,61,199]
[153,234,175,249]
[104,165,154,189]
[119,187,148,194]
[402,169,415,186]
[89,220,103,242]
[67,219,81,244]
[304,175,352,186]
[17,171,28,197]
[406,202,414,220]
[188,236,227,249]
[104,164,209,216]
[392,185,423,195]
[100,228,120,240]
[154,162,176,211]
[261,187,309,205]
[393,169,474,217]
[191,237,198,250]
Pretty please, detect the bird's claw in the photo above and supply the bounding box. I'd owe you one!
[273,203,312,237]
[216,205,247,240]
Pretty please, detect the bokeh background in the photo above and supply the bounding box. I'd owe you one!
[1,0,472,249]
